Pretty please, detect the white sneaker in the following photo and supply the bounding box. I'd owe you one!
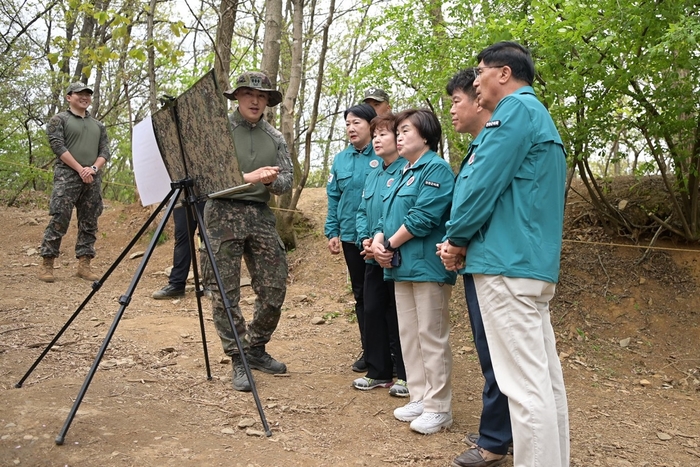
[394,400,424,422]
[409,411,453,434]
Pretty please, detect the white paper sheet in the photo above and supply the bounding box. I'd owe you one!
[132,116,172,206]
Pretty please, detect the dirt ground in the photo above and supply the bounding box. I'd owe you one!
[1,187,699,467]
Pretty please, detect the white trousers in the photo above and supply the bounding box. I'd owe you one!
[473,274,570,467]
[394,281,453,413]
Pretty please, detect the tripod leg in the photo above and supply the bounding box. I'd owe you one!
[16,188,180,389]
[195,203,272,437]
[55,188,182,445]
[182,194,212,379]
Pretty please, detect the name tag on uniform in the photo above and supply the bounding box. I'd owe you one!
[424,180,440,188]
[485,120,501,128]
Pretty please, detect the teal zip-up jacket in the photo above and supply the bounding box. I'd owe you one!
[445,86,566,283]
[325,143,381,242]
[379,150,457,284]
[356,157,405,264]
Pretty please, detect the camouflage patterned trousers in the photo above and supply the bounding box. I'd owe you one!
[40,164,103,259]
[202,199,288,356]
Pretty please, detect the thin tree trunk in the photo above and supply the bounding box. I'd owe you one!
[214,0,239,91]
[146,0,158,113]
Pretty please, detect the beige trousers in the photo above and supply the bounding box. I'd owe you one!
[474,274,570,467]
[394,281,453,413]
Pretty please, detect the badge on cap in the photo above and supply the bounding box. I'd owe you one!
[406,176,415,186]
[370,160,379,168]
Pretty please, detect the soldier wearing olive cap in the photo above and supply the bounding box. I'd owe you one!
[202,71,293,392]
[38,82,110,283]
[363,88,392,116]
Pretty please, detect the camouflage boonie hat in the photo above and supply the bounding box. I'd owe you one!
[363,88,390,103]
[223,71,283,107]
[66,82,93,95]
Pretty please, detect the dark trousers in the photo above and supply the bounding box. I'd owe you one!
[169,201,206,289]
[463,274,513,455]
[342,242,367,351]
[363,263,406,380]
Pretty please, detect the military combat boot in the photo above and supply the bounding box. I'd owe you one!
[232,355,252,392]
[38,257,55,283]
[76,256,99,281]
[246,345,287,374]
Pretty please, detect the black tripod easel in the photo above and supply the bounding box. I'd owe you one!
[16,91,271,444]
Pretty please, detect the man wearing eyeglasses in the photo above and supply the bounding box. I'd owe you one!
[439,68,512,467]
[442,42,570,467]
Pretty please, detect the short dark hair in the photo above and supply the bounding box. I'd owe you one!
[344,103,377,124]
[394,108,442,152]
[446,68,478,100]
[477,41,535,86]
[370,113,397,135]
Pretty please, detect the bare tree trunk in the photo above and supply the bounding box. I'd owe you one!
[279,0,304,232]
[261,0,282,126]
[214,0,239,91]
[306,0,336,189]
[146,0,158,113]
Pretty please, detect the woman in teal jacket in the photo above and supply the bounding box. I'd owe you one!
[372,109,456,435]
[325,104,381,372]
[353,113,408,397]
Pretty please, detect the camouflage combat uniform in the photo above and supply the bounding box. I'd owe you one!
[202,109,293,355]
[41,110,110,259]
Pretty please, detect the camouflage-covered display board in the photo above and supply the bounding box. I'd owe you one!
[151,70,244,196]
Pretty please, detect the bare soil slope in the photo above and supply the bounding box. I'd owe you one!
[1,186,699,467]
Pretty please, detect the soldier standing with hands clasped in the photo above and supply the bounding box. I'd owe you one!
[39,82,110,283]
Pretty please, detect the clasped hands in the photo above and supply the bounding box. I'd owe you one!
[371,238,395,269]
[244,166,280,185]
[436,241,466,272]
[79,166,95,184]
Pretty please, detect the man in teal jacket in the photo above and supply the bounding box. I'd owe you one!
[443,42,570,467]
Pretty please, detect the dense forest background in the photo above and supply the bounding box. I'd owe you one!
[1,0,699,247]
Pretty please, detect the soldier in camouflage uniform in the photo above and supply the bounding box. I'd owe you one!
[202,71,293,392]
[39,82,110,283]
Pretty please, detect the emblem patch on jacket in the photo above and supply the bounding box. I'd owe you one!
[328,174,334,183]
[424,180,440,188]
[468,153,475,165]
[406,176,415,186]
[387,178,395,188]
[370,160,379,168]
[485,120,501,128]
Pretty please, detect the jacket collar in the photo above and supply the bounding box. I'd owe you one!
[232,109,263,129]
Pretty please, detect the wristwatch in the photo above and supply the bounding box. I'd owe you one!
[91,165,98,174]
[383,239,396,252]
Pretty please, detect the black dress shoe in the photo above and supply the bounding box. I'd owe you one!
[451,447,506,467]
[152,284,186,299]
[351,353,367,372]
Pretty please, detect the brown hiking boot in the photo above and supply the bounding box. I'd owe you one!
[76,256,99,281]
[38,257,55,283]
